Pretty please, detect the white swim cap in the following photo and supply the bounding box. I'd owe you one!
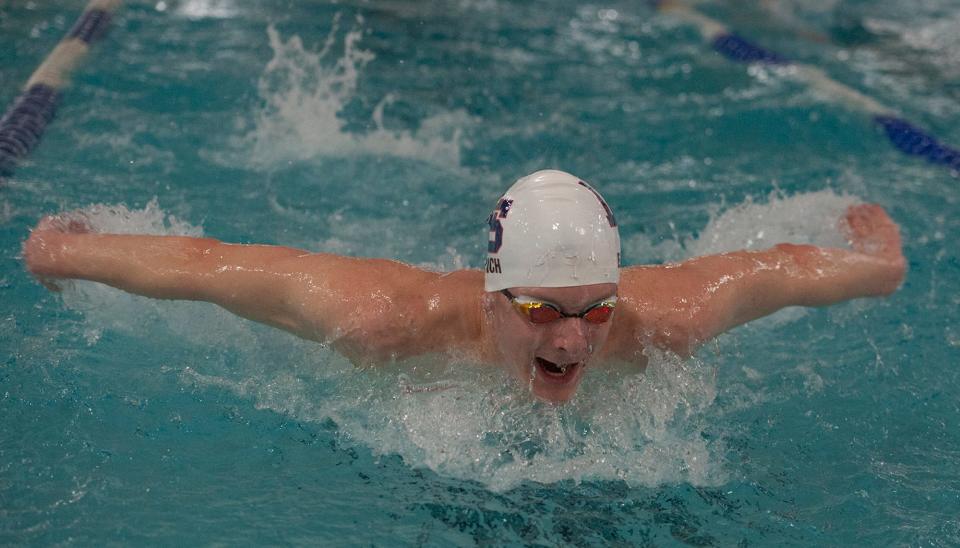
[484,170,621,292]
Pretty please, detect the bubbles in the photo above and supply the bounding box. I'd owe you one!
[234,20,470,169]
[174,0,239,20]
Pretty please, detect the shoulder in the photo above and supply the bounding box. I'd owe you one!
[417,269,485,349]
[616,263,705,314]
[603,264,707,358]
[327,266,485,364]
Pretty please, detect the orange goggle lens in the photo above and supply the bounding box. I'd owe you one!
[502,290,616,324]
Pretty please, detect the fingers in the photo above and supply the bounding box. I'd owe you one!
[22,227,54,276]
[840,203,901,254]
[850,204,894,229]
[842,204,890,235]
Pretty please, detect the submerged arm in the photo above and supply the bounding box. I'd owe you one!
[615,204,906,354]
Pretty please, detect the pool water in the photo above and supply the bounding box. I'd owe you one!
[2,0,959,544]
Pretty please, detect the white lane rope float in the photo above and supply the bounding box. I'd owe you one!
[655,0,960,173]
[0,0,123,181]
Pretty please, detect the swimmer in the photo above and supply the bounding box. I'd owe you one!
[22,170,905,403]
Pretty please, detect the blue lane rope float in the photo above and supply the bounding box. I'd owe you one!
[712,33,789,65]
[0,0,122,180]
[654,0,959,173]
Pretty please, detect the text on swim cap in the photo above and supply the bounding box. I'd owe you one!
[487,198,513,253]
[485,257,502,274]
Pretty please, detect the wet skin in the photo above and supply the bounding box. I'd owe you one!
[23,205,905,406]
[484,283,617,403]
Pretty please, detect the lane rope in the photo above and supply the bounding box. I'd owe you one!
[655,0,960,172]
[0,0,123,181]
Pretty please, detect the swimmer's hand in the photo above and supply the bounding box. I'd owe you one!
[23,214,94,291]
[839,203,906,295]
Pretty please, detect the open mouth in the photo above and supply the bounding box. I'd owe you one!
[534,357,582,381]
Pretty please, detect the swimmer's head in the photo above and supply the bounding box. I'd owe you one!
[483,170,621,402]
[484,169,620,292]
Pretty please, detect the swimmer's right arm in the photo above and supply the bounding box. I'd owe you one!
[23,217,315,333]
[23,216,478,362]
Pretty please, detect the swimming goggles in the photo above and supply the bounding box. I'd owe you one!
[501,289,617,324]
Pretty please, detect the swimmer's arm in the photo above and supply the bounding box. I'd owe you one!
[23,220,477,362]
[24,224,310,328]
[614,204,906,354]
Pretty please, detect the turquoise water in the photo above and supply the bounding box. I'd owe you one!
[2,0,959,544]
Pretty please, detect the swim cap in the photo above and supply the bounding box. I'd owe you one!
[485,170,621,292]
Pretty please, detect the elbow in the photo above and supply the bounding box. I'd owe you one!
[142,237,225,300]
[190,238,227,262]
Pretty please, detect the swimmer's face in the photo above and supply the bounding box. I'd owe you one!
[489,283,617,403]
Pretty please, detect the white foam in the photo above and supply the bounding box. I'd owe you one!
[621,189,860,264]
[180,350,724,492]
[234,20,470,169]
[55,200,231,340]
[66,199,202,237]
[686,189,859,256]
[174,0,239,19]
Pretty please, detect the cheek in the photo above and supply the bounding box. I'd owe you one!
[586,323,613,349]
[496,315,538,362]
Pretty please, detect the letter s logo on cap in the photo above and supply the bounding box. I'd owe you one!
[487,198,513,253]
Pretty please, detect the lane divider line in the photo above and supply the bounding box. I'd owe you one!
[0,0,123,180]
[655,0,960,172]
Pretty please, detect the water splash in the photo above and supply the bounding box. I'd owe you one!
[237,19,469,169]
[54,200,218,338]
[622,189,860,264]
[681,193,858,331]
[180,351,723,492]
[54,191,860,491]
[62,199,202,237]
[687,189,859,256]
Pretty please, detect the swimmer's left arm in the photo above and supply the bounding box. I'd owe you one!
[614,204,906,354]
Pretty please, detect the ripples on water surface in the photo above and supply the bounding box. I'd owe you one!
[1,0,958,544]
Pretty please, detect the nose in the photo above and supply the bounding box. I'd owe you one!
[551,318,589,359]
